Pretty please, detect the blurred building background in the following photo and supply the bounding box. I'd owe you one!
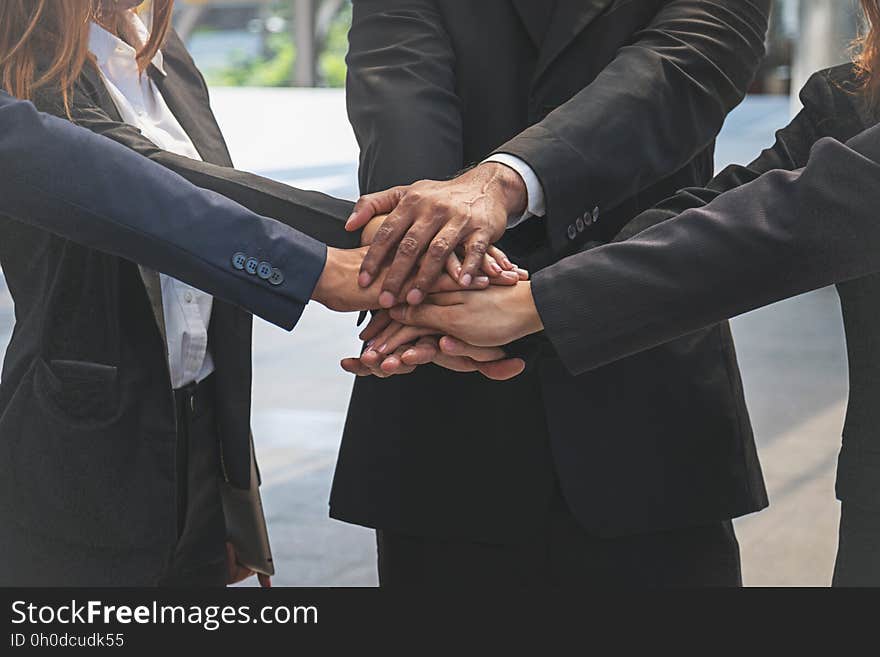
[173,0,863,98]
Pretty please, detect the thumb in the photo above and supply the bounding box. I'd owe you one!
[478,358,525,381]
[388,303,449,332]
[346,186,407,231]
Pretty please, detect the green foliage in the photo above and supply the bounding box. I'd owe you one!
[319,2,352,87]
[203,1,353,88]
[207,32,296,87]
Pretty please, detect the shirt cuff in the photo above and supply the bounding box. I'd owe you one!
[483,153,546,229]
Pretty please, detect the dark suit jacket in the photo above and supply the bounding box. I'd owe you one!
[531,64,880,583]
[334,0,771,542]
[0,33,356,585]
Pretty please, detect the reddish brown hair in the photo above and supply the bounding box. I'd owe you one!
[856,0,880,107]
[0,0,173,115]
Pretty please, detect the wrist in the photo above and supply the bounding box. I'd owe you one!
[312,248,338,306]
[479,162,528,221]
[518,282,544,338]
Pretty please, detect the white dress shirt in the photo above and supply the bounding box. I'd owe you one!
[483,153,547,228]
[89,15,215,390]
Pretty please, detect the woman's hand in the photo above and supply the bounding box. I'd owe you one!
[312,247,501,313]
[387,281,544,347]
[341,334,525,381]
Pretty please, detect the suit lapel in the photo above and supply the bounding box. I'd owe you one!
[510,0,555,50]
[534,0,616,82]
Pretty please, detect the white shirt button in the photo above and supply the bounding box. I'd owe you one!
[184,291,194,303]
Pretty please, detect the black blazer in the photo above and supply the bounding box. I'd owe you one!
[333,0,771,542]
[531,64,880,583]
[0,33,356,585]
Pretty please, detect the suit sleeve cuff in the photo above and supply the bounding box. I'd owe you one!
[483,153,546,228]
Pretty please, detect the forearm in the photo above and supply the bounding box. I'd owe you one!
[532,126,880,376]
[497,0,770,251]
[0,94,327,330]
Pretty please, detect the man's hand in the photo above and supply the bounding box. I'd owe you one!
[386,281,544,347]
[344,163,528,307]
[312,246,519,313]
[341,334,525,381]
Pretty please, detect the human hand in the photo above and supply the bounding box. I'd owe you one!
[340,310,525,380]
[386,281,544,347]
[312,244,525,313]
[225,542,271,588]
[360,214,529,287]
[341,334,525,381]
[344,162,528,307]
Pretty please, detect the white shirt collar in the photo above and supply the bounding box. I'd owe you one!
[88,12,166,76]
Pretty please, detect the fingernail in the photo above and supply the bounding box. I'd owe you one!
[407,289,424,305]
[516,268,529,278]
[460,273,472,287]
[358,272,373,287]
[365,339,375,348]
[490,262,502,275]
[345,213,358,229]
[403,350,417,360]
[379,291,396,308]
[476,276,489,286]
[503,257,514,269]
[377,343,389,354]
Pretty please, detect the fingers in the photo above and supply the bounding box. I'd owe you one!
[477,358,526,380]
[446,252,463,281]
[407,223,469,304]
[458,230,491,286]
[388,296,462,332]
[487,245,515,272]
[258,574,272,588]
[341,357,375,377]
[359,310,392,342]
[438,336,507,362]
[427,272,489,294]
[400,336,441,366]
[377,346,417,375]
[439,336,525,380]
[359,202,416,291]
[369,322,436,356]
[346,186,407,232]
[378,218,441,306]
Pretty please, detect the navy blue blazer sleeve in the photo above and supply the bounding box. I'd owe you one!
[0,92,325,331]
[532,121,880,375]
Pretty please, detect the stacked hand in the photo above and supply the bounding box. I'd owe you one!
[322,163,545,380]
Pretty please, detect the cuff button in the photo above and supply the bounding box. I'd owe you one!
[232,252,247,270]
[257,261,273,280]
[268,268,285,286]
[567,224,577,240]
[245,257,259,275]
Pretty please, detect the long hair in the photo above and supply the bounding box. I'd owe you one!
[0,0,174,115]
[856,0,880,107]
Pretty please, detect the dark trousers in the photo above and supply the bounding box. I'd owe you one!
[377,489,742,587]
[158,376,227,587]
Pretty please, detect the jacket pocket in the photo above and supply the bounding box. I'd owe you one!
[35,358,120,426]
[0,361,173,550]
